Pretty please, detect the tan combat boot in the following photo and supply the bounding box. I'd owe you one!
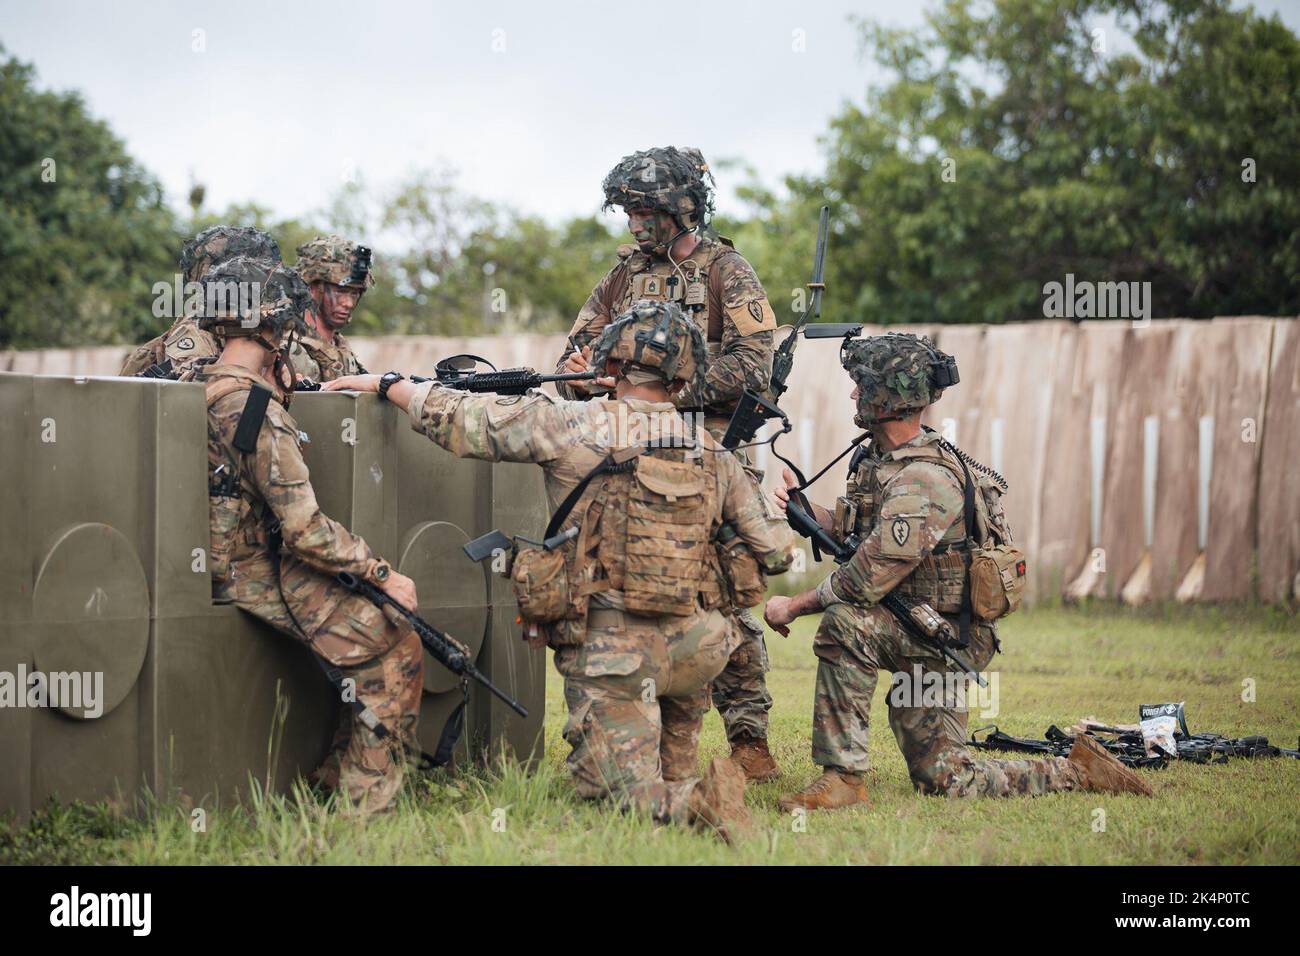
[688,756,753,843]
[730,734,782,783]
[777,769,871,812]
[1067,733,1154,796]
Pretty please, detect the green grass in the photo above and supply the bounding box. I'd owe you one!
[3,602,1297,865]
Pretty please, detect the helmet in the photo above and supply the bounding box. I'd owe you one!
[294,235,375,289]
[179,226,281,285]
[601,147,714,230]
[197,257,311,342]
[840,332,959,426]
[589,300,706,394]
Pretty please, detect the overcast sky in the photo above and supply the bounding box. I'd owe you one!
[3,0,1297,227]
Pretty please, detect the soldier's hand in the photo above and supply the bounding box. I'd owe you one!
[771,466,798,513]
[564,346,616,392]
[381,571,418,613]
[323,374,381,393]
[562,346,590,375]
[763,595,796,637]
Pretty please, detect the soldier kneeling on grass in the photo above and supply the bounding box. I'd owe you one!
[198,256,424,815]
[326,301,796,842]
[764,332,1154,810]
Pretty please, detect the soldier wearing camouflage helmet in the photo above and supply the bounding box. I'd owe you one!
[325,300,796,841]
[555,147,784,781]
[765,332,1153,809]
[289,235,373,383]
[119,225,282,378]
[197,255,424,814]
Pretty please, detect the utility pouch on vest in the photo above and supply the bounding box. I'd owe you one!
[833,496,857,539]
[510,544,574,626]
[624,455,709,616]
[970,544,1028,621]
[715,523,766,609]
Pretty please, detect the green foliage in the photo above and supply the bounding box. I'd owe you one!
[0,46,182,348]
[773,0,1300,325]
[191,170,621,338]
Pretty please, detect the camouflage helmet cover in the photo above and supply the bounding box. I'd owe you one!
[601,146,715,229]
[197,256,312,341]
[294,235,375,289]
[840,332,959,422]
[179,225,281,285]
[589,300,707,395]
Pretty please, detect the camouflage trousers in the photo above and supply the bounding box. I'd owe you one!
[553,605,733,824]
[710,607,773,742]
[811,602,1077,798]
[232,561,424,813]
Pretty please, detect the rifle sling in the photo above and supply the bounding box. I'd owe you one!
[541,437,687,543]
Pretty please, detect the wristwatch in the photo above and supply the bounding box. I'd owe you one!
[364,559,392,584]
[378,371,405,404]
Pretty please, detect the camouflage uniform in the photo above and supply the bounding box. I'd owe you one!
[200,259,420,812]
[289,329,366,383]
[405,304,794,827]
[798,334,1077,799]
[556,147,778,753]
[119,226,281,378]
[290,235,372,383]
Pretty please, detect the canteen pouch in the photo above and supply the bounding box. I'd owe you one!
[969,544,1028,621]
[510,545,572,625]
[624,455,709,616]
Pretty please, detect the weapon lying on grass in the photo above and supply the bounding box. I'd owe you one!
[336,571,528,718]
[969,724,1300,768]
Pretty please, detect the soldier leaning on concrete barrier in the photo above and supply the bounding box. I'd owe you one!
[288,235,372,384]
[196,255,423,815]
[326,301,796,842]
[764,332,1154,810]
[552,146,785,782]
[119,225,282,378]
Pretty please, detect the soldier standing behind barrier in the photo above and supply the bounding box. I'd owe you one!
[553,146,785,783]
[289,235,372,383]
[119,225,282,378]
[326,301,795,841]
[197,255,422,814]
[764,332,1154,810]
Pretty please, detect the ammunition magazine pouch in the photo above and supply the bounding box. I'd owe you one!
[894,547,968,614]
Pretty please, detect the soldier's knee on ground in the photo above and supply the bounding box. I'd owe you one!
[905,746,972,798]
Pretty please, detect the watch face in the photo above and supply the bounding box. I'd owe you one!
[374,563,390,581]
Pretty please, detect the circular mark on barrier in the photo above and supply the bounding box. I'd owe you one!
[31,523,151,719]
[398,521,490,695]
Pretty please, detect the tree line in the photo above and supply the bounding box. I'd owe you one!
[2,0,1296,350]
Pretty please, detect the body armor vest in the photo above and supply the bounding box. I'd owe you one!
[289,331,366,383]
[563,409,722,618]
[832,438,1009,614]
[606,237,739,348]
